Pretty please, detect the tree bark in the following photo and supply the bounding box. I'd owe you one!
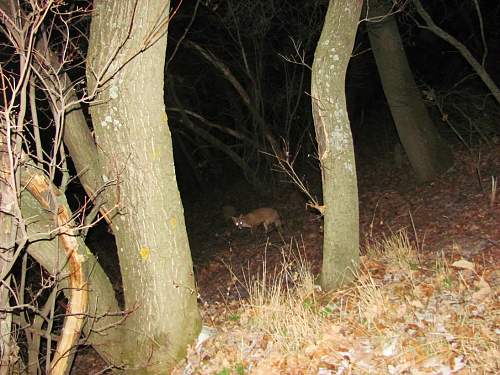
[0,134,16,374]
[311,0,362,291]
[366,0,454,182]
[86,0,201,372]
[19,164,89,375]
[20,170,122,368]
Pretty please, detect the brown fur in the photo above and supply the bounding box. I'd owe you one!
[232,207,282,233]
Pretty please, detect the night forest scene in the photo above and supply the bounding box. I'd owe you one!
[0,0,498,374]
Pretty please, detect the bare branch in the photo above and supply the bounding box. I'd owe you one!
[413,0,500,105]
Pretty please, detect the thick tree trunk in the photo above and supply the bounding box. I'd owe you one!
[367,0,454,182]
[86,0,201,372]
[311,0,362,291]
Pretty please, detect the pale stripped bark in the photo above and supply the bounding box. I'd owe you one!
[311,0,362,291]
[20,163,88,375]
[21,188,121,369]
[86,0,201,372]
[0,0,126,371]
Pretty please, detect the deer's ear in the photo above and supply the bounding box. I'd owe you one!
[231,216,238,224]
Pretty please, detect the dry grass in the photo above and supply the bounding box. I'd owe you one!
[244,241,324,353]
[176,231,499,374]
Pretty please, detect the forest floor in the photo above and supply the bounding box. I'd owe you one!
[72,144,499,374]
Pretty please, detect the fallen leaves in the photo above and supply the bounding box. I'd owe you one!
[471,277,492,303]
[451,259,475,271]
[174,232,499,374]
[174,147,500,374]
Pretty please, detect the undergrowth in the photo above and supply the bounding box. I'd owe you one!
[175,232,498,374]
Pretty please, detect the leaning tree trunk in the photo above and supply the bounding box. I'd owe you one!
[20,167,121,370]
[86,0,201,372]
[311,0,362,291]
[366,0,453,182]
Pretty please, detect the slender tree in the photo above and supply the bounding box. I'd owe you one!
[311,0,363,291]
[0,128,16,375]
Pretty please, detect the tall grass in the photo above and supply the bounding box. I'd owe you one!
[244,240,325,352]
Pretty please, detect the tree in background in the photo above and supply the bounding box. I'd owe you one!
[311,0,363,291]
[366,0,454,182]
[166,0,326,191]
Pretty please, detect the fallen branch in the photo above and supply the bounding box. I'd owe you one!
[21,159,88,375]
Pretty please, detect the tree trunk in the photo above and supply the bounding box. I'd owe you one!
[311,0,362,291]
[86,0,201,372]
[366,0,454,182]
[0,134,16,374]
[20,171,121,368]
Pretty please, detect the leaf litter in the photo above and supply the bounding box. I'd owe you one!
[174,230,498,374]
[172,147,500,375]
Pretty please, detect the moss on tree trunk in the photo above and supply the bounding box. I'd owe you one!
[311,0,362,291]
[86,0,201,372]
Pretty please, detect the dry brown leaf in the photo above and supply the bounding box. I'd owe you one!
[471,277,492,303]
[415,283,435,298]
[451,259,475,271]
[409,299,424,309]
